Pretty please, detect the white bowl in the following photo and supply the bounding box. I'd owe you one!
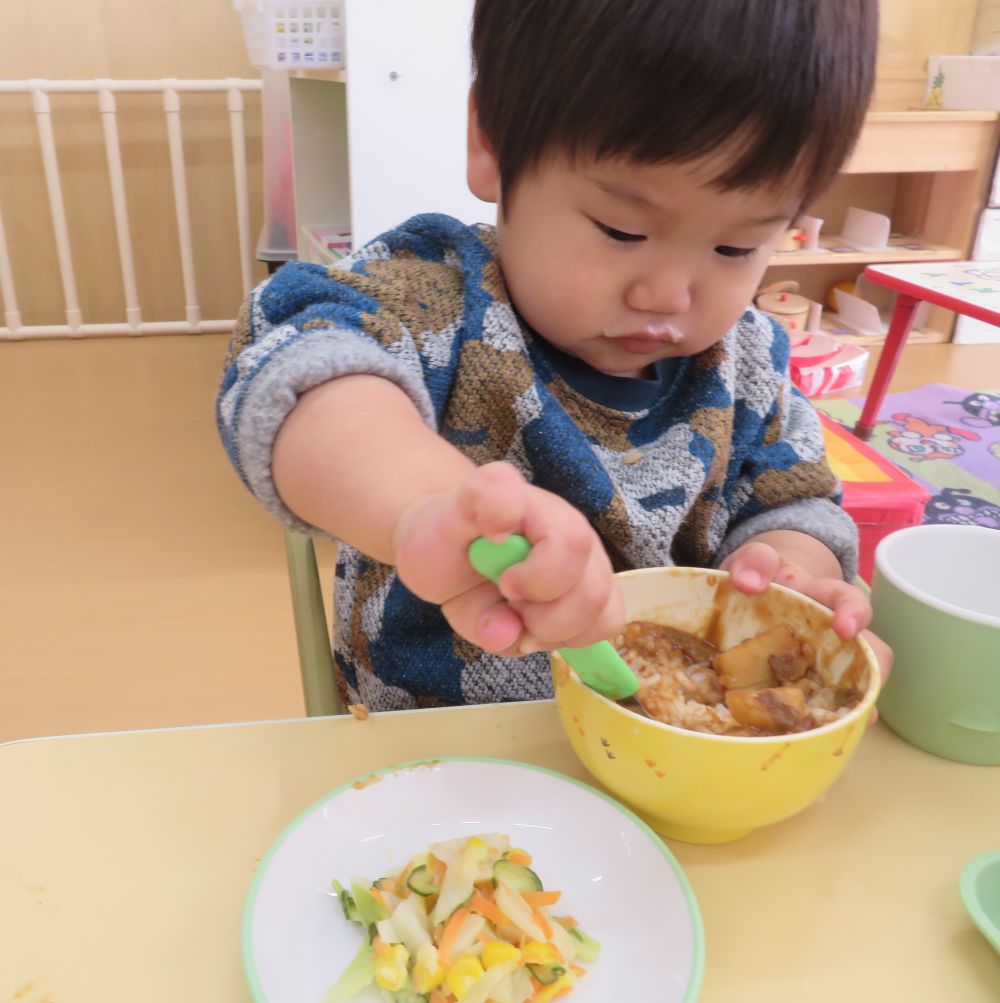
[243,757,705,1002]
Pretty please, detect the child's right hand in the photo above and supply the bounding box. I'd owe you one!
[392,462,624,656]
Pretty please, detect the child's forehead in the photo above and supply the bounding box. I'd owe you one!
[568,154,804,222]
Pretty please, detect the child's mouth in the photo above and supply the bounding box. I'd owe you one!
[616,334,669,355]
[607,325,684,355]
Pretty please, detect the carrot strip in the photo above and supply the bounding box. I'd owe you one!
[571,965,587,978]
[522,890,562,908]
[438,906,471,966]
[428,853,447,885]
[370,887,389,907]
[554,915,578,929]
[395,859,416,897]
[469,892,509,929]
[507,850,533,866]
[429,992,449,1003]
[533,908,554,940]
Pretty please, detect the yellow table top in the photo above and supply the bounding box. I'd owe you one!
[1,702,997,1001]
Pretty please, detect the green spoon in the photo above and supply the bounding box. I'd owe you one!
[468,534,640,701]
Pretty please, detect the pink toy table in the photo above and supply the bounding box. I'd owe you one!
[855,261,1000,439]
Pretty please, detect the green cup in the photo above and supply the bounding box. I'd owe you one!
[872,525,1000,766]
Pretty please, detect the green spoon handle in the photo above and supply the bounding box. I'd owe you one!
[468,535,639,700]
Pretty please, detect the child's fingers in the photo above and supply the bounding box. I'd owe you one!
[518,544,620,643]
[497,505,595,603]
[546,581,626,651]
[790,576,872,638]
[456,461,530,542]
[722,542,782,593]
[395,463,528,604]
[861,628,893,686]
[441,580,524,654]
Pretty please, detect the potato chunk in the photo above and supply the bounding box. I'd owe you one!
[712,624,798,690]
[725,686,808,733]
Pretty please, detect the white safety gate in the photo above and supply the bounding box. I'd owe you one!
[0,78,262,340]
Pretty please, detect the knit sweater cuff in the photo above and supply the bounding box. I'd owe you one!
[714,497,860,582]
[219,325,437,536]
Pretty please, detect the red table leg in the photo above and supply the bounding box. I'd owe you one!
[854,293,921,440]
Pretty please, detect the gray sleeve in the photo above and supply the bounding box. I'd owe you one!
[714,496,860,581]
[717,329,860,581]
[217,319,436,535]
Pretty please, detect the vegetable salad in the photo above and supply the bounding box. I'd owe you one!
[324,833,600,1003]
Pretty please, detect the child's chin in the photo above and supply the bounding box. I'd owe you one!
[594,360,656,379]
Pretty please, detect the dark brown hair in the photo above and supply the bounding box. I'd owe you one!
[472,0,878,206]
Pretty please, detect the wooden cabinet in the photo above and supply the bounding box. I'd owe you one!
[762,113,999,345]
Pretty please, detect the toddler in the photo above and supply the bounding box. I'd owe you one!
[218,0,891,710]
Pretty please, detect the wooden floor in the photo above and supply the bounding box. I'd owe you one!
[1,334,998,743]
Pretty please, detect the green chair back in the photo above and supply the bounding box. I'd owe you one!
[284,529,343,716]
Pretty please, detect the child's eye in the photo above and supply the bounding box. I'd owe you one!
[593,220,646,243]
[715,245,757,259]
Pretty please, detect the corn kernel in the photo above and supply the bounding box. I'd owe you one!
[482,940,522,969]
[522,940,559,966]
[533,971,576,1003]
[373,943,409,992]
[445,955,486,999]
[412,961,445,993]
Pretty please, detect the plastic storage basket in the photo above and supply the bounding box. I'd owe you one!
[235,1,343,70]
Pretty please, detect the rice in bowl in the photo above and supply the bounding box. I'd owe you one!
[616,620,867,737]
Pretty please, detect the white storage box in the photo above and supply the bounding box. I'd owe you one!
[236,1,343,70]
[925,55,1000,110]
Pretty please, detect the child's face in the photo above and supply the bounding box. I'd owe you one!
[486,155,799,378]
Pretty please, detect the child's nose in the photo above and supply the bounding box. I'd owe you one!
[625,270,692,316]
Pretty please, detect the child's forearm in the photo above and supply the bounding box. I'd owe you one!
[272,375,475,563]
[743,529,845,581]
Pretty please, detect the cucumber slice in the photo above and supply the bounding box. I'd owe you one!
[568,927,602,963]
[331,879,360,923]
[406,864,440,897]
[373,877,396,893]
[492,860,543,894]
[351,879,389,929]
[527,963,567,985]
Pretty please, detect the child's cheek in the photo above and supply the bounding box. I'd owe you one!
[562,257,613,304]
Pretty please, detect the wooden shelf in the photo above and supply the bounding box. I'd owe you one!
[844,110,999,174]
[293,68,347,83]
[819,312,950,346]
[771,234,961,267]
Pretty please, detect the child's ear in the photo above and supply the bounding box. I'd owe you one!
[467,89,501,204]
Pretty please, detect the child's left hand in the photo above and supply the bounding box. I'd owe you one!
[720,540,893,693]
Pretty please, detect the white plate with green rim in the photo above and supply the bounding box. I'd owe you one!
[243,756,704,1003]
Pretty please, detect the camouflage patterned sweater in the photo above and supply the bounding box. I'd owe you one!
[218,213,857,710]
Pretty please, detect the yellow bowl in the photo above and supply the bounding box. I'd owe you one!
[553,567,880,844]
